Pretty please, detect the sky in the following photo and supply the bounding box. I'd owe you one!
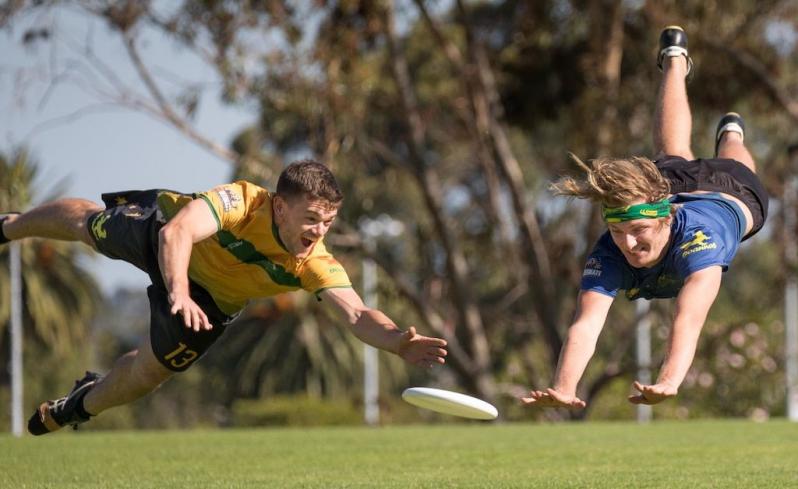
[1,6,254,294]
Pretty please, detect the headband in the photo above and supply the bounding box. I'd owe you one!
[602,198,671,223]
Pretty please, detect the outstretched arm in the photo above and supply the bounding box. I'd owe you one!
[629,265,722,405]
[320,287,447,367]
[158,198,219,332]
[522,290,614,409]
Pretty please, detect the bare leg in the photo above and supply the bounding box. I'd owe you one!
[653,56,694,160]
[717,132,756,174]
[83,335,174,415]
[3,198,102,247]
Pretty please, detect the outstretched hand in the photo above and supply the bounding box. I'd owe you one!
[169,291,212,332]
[627,381,678,405]
[521,388,586,409]
[397,326,448,368]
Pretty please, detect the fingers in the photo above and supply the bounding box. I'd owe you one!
[520,390,546,404]
[170,298,212,332]
[412,349,448,368]
[404,326,447,347]
[627,381,674,405]
[398,326,449,368]
[520,389,585,409]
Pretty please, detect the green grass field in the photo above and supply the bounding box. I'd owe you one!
[2,420,797,488]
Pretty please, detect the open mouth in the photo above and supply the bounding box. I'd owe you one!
[301,237,314,248]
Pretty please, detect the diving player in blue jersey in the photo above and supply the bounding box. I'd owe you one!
[522,26,768,408]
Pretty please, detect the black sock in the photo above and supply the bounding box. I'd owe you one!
[0,217,9,244]
[76,394,95,419]
[0,213,19,244]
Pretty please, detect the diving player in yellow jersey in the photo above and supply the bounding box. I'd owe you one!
[1,159,448,435]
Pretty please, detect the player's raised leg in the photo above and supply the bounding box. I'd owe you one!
[715,112,756,173]
[653,26,694,160]
[83,334,174,414]
[1,198,101,247]
[28,335,173,435]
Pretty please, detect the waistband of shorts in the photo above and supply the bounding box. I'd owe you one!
[670,192,746,241]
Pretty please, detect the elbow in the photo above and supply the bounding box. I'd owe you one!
[159,221,183,245]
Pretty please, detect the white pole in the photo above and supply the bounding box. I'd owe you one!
[784,172,798,421]
[635,299,652,423]
[10,241,23,436]
[363,246,379,426]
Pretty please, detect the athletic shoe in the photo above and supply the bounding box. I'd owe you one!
[27,371,102,435]
[658,25,693,77]
[0,212,20,244]
[715,112,745,157]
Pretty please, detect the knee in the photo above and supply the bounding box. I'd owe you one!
[132,354,174,390]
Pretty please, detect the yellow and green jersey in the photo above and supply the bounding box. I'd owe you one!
[157,181,352,315]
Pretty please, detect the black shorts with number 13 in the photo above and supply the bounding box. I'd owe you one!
[87,189,237,372]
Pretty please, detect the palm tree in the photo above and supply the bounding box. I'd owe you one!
[0,148,101,362]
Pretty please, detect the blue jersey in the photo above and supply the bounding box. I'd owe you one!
[580,194,745,300]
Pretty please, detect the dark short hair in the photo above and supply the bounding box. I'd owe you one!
[275,159,343,206]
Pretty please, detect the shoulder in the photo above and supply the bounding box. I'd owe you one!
[212,181,271,211]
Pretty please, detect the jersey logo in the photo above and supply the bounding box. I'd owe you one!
[122,204,143,218]
[316,256,345,274]
[582,257,602,277]
[679,230,717,257]
[91,213,111,240]
[216,188,242,212]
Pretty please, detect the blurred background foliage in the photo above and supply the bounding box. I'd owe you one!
[1,0,797,429]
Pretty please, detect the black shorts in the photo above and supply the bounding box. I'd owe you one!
[655,156,769,241]
[87,189,236,372]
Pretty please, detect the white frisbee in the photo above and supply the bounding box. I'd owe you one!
[402,387,498,420]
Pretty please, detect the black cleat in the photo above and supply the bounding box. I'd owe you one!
[658,25,693,77]
[0,212,20,244]
[714,112,745,157]
[27,371,102,436]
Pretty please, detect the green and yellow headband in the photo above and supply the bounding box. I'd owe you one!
[602,198,671,223]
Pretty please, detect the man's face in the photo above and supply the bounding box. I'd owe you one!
[608,217,672,268]
[273,194,339,259]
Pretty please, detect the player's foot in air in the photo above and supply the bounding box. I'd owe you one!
[658,25,693,77]
[715,112,745,157]
[27,371,102,435]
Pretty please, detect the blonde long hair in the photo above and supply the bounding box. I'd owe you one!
[550,154,671,207]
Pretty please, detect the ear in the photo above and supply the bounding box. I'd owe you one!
[273,195,286,221]
[273,195,285,213]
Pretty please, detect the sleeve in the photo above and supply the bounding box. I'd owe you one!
[196,183,249,231]
[674,227,730,278]
[299,246,353,296]
[580,242,624,298]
